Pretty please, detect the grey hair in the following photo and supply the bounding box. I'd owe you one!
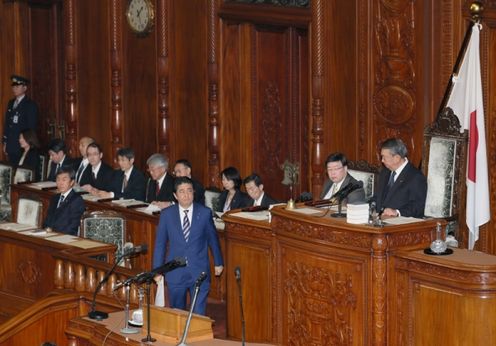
[381,138,408,158]
[147,153,169,168]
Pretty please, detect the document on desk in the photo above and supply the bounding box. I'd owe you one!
[230,210,270,221]
[288,207,325,215]
[45,234,79,244]
[383,216,425,225]
[70,239,107,249]
[0,222,36,232]
[81,194,103,202]
[135,204,161,215]
[28,181,57,190]
[111,199,147,207]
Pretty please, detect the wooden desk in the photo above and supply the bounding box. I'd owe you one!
[392,248,496,345]
[10,183,227,301]
[223,206,439,345]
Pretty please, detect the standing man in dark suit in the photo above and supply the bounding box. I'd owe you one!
[43,168,85,236]
[94,147,146,201]
[145,153,175,209]
[3,75,38,165]
[243,173,278,207]
[47,139,75,181]
[320,152,366,204]
[374,138,427,218]
[79,142,114,192]
[153,177,224,316]
[173,159,205,204]
[73,136,95,184]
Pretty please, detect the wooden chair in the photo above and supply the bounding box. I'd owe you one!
[347,160,380,201]
[204,187,222,214]
[0,163,14,222]
[80,210,126,258]
[16,197,43,227]
[13,167,34,184]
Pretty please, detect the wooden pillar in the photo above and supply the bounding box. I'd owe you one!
[63,0,79,157]
[157,0,170,156]
[310,0,325,196]
[110,0,124,163]
[207,0,221,188]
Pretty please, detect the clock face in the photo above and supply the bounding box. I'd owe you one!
[126,0,154,34]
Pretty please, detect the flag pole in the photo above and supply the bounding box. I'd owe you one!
[436,2,484,116]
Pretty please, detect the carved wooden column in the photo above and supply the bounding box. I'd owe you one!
[157,0,170,156]
[371,235,387,345]
[207,0,221,188]
[110,0,124,161]
[63,0,79,157]
[310,0,325,197]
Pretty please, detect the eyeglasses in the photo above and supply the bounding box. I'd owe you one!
[327,166,344,173]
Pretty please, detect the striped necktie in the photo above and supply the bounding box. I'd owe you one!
[182,210,190,242]
[57,194,65,208]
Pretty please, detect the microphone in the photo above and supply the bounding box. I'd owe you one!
[114,257,187,290]
[120,244,148,258]
[331,181,363,202]
[195,272,207,288]
[234,266,246,346]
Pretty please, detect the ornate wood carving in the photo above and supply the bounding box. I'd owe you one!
[387,229,433,248]
[284,261,357,345]
[54,259,64,289]
[63,0,79,157]
[310,0,324,196]
[373,0,418,155]
[110,0,124,162]
[157,0,170,156]
[17,260,41,285]
[64,261,74,289]
[208,0,221,188]
[371,235,387,345]
[225,0,309,8]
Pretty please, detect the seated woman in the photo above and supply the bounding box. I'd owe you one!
[17,129,41,181]
[216,166,252,212]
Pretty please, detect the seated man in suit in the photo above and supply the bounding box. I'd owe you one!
[320,152,365,204]
[73,136,95,184]
[79,142,114,192]
[153,176,224,316]
[145,153,175,209]
[243,173,278,207]
[374,138,427,218]
[173,159,205,204]
[47,138,74,181]
[93,147,146,201]
[43,168,85,235]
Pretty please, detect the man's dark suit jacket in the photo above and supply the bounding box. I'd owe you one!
[320,173,366,204]
[3,96,38,165]
[47,156,75,182]
[145,173,175,203]
[191,178,205,205]
[110,167,146,201]
[18,148,41,182]
[43,189,85,236]
[254,193,279,207]
[375,162,427,218]
[78,162,114,191]
[216,189,252,212]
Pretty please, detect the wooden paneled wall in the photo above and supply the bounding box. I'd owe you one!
[2,0,496,253]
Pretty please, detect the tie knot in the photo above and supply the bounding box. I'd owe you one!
[184,209,189,215]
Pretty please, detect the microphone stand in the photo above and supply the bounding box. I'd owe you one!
[331,196,346,218]
[88,257,121,320]
[141,279,156,343]
[177,273,207,346]
[121,282,139,334]
[236,275,246,346]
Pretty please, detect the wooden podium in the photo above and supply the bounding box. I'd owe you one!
[144,305,214,343]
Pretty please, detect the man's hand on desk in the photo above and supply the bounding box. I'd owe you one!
[96,190,113,199]
[214,265,224,276]
[381,207,399,217]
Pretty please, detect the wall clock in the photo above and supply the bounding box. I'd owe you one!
[126,0,155,35]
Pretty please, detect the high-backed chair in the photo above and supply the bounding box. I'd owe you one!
[17,198,43,227]
[80,210,126,257]
[204,187,222,214]
[347,160,380,201]
[13,167,34,184]
[0,163,14,221]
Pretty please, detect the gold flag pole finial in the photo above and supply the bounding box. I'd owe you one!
[470,2,483,23]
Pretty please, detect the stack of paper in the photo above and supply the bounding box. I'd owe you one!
[346,203,369,224]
